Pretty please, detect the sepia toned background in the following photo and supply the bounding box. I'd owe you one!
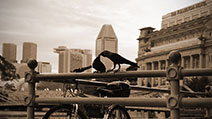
[0,0,202,73]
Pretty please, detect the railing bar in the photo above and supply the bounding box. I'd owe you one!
[35,68,212,81]
[35,70,166,80]
[35,97,212,108]
[181,98,212,108]
[182,68,212,76]
[35,97,167,107]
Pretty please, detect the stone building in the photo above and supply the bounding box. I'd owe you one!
[21,42,37,63]
[2,43,17,63]
[162,0,212,29]
[136,12,212,87]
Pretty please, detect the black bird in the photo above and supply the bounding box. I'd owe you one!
[100,50,139,72]
[92,55,106,73]
[71,55,106,73]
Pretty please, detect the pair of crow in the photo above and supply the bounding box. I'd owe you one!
[72,50,139,73]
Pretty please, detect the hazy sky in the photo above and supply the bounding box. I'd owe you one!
[0,0,202,72]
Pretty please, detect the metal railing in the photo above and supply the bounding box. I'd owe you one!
[25,51,212,119]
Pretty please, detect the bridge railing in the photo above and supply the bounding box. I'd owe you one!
[25,51,212,119]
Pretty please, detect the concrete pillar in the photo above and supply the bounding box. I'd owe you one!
[199,54,203,68]
[144,63,148,87]
[137,78,142,86]
[166,60,169,69]
[190,55,193,69]
[182,56,184,68]
[144,111,149,119]
[158,61,161,86]
[180,57,184,89]
[138,63,143,86]
[137,63,143,86]
[151,62,154,87]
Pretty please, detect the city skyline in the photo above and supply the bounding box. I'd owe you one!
[0,0,202,73]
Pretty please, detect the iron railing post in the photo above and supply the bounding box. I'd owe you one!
[205,107,212,118]
[167,51,183,119]
[24,59,38,119]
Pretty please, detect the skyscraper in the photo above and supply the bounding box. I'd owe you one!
[21,42,37,63]
[95,24,118,70]
[2,43,17,63]
[71,49,92,72]
[54,46,70,73]
[54,46,92,73]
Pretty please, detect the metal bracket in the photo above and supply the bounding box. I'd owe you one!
[24,95,39,106]
[167,95,182,109]
[25,71,39,83]
[167,66,183,81]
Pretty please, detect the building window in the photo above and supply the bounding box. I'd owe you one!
[162,23,168,28]
[153,62,158,70]
[147,63,152,70]
[160,60,166,70]
[193,55,199,68]
[184,16,190,22]
[192,14,199,19]
[209,54,212,63]
[169,21,175,26]
[142,66,145,70]
[201,11,208,17]
[208,54,212,68]
[184,56,190,69]
[209,32,212,37]
[177,19,183,24]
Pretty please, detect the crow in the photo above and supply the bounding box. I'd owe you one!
[92,55,106,73]
[71,55,106,73]
[100,50,139,72]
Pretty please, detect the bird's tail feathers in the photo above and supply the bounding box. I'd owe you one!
[127,61,139,68]
[72,65,92,73]
[132,63,139,68]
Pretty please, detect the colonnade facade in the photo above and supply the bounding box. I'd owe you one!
[138,53,205,87]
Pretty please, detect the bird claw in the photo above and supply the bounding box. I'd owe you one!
[93,71,107,73]
[106,69,119,73]
[106,69,113,72]
[114,69,120,73]
[93,71,99,73]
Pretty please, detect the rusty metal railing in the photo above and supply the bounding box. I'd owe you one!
[25,51,212,119]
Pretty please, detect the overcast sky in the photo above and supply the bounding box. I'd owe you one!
[0,0,202,73]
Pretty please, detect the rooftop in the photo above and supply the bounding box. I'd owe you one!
[96,24,118,39]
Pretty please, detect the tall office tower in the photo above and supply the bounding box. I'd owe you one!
[21,42,37,63]
[54,46,92,73]
[54,46,69,73]
[83,49,92,72]
[71,49,92,72]
[95,24,118,70]
[2,43,17,63]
